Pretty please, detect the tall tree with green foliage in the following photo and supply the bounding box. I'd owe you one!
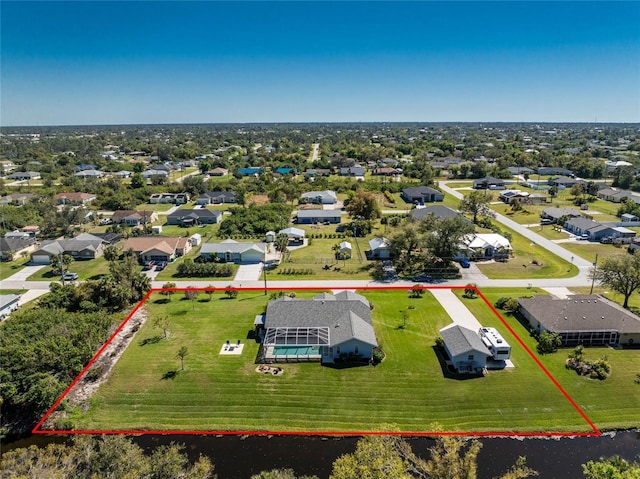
[345,189,381,221]
[582,456,640,479]
[591,253,640,309]
[459,190,495,224]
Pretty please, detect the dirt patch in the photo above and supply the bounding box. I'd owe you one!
[42,307,149,428]
[247,194,270,206]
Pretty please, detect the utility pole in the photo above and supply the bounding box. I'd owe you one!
[589,254,599,295]
[263,246,268,295]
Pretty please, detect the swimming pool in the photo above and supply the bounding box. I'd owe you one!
[271,346,322,356]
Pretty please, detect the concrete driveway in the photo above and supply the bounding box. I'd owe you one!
[430,288,482,331]
[234,262,264,282]
[4,264,47,282]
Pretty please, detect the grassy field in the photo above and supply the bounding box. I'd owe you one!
[559,241,625,264]
[475,224,578,279]
[0,258,29,281]
[67,288,591,433]
[135,203,176,212]
[27,257,113,281]
[465,288,640,431]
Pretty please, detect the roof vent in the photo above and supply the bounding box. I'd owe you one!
[564,317,568,320]
[601,316,605,319]
[582,316,586,319]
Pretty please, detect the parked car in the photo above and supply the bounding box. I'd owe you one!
[540,218,553,225]
[142,260,155,270]
[155,262,167,271]
[411,274,433,283]
[578,234,590,241]
[62,272,79,281]
[99,218,112,225]
[459,258,471,268]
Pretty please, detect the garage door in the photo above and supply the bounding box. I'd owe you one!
[31,255,51,264]
[242,253,263,263]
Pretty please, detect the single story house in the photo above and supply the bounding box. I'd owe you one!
[111,210,159,226]
[262,291,377,364]
[372,167,402,176]
[274,167,294,175]
[540,207,582,224]
[0,235,37,261]
[498,190,529,204]
[621,213,639,222]
[6,171,41,181]
[548,176,583,188]
[0,294,21,320]
[74,169,105,179]
[518,294,640,346]
[296,209,342,224]
[122,236,192,263]
[142,169,169,179]
[439,325,491,374]
[31,235,105,264]
[114,170,132,178]
[166,209,222,226]
[564,217,636,242]
[208,167,229,176]
[200,239,265,263]
[537,167,573,176]
[305,168,332,178]
[461,233,511,260]
[401,186,445,204]
[409,205,465,222]
[526,193,548,204]
[76,232,121,245]
[0,193,35,206]
[473,177,505,190]
[196,191,236,205]
[367,237,392,260]
[54,192,96,205]
[339,166,365,180]
[507,167,534,176]
[300,190,338,205]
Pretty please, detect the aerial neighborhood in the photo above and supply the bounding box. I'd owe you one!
[1,123,639,443]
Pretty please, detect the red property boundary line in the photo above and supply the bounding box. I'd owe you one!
[33,285,601,438]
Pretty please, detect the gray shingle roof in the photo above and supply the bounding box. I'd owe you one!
[167,209,222,221]
[518,294,640,334]
[440,325,490,358]
[410,205,461,221]
[297,209,342,219]
[200,239,265,255]
[266,294,377,347]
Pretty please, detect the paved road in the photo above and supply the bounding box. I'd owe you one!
[310,143,320,163]
[438,181,593,284]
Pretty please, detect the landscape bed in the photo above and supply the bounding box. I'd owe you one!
[34,286,601,436]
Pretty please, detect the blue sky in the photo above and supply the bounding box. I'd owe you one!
[1,1,639,125]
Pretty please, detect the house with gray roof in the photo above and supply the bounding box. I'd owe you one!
[0,294,21,320]
[0,235,36,261]
[472,176,505,190]
[200,239,265,263]
[300,190,337,205]
[564,217,636,242]
[339,166,365,180]
[540,207,582,223]
[0,193,34,206]
[518,294,640,347]
[439,325,491,374]
[166,209,222,226]
[6,171,41,181]
[401,186,444,204]
[262,291,377,364]
[196,191,236,205]
[296,209,342,224]
[31,235,104,264]
[410,205,466,222]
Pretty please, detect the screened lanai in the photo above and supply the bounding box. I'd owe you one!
[262,326,329,362]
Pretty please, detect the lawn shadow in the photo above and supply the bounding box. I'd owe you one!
[161,370,178,380]
[139,335,163,346]
[239,293,268,301]
[87,274,106,281]
[154,298,170,304]
[246,329,260,343]
[324,361,371,370]
[431,345,482,381]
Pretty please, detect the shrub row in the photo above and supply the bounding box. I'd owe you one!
[276,268,314,275]
[176,261,234,278]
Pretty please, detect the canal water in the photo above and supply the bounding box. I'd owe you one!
[3,432,639,478]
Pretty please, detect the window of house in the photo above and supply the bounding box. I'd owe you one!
[354,345,359,354]
[468,354,474,360]
[336,346,340,355]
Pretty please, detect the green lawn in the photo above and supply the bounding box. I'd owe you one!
[27,257,113,281]
[0,258,29,281]
[559,241,625,264]
[466,288,640,431]
[475,224,578,279]
[67,289,591,433]
[135,202,177,212]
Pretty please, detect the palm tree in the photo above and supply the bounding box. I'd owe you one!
[176,346,188,370]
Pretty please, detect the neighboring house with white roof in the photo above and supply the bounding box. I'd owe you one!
[262,291,377,364]
[300,190,338,205]
[367,237,392,260]
[0,294,21,320]
[200,239,265,264]
[461,233,511,260]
